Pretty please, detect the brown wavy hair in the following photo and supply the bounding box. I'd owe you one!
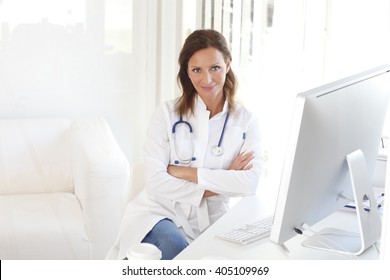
[176,29,238,117]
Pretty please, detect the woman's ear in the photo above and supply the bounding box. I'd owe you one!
[226,60,231,73]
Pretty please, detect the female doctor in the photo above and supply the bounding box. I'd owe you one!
[118,29,263,260]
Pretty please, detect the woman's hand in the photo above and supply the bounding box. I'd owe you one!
[228,151,255,170]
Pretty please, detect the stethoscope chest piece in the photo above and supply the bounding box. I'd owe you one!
[172,112,230,163]
[211,145,224,156]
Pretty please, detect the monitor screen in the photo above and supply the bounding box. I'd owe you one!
[270,64,390,255]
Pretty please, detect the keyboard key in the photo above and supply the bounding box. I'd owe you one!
[215,215,273,245]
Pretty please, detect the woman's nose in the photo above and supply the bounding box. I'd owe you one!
[201,71,212,83]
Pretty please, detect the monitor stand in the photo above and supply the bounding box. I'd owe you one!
[302,149,382,255]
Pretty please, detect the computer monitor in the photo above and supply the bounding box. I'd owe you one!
[270,64,390,255]
[381,157,390,259]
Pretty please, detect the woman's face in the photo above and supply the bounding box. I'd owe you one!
[187,47,230,102]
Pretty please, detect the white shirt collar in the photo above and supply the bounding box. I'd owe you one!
[195,95,228,120]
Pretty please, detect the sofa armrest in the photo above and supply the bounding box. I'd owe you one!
[70,116,130,259]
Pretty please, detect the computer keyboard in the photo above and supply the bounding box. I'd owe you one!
[215,215,273,245]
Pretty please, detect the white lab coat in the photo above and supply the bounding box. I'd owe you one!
[111,96,263,259]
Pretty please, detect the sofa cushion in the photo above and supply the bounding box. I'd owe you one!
[0,118,73,195]
[0,192,89,259]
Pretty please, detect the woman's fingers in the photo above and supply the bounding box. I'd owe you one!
[229,151,255,170]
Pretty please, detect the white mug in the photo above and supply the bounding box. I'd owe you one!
[126,243,162,260]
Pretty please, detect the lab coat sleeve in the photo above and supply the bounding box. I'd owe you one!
[197,115,263,196]
[143,104,205,207]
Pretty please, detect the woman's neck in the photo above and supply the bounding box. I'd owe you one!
[203,96,225,118]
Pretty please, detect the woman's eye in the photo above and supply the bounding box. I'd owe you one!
[211,66,221,71]
[192,68,201,74]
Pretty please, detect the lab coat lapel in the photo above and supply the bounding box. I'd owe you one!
[190,97,209,168]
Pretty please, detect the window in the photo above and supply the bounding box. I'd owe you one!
[195,0,390,190]
[0,0,134,160]
[199,0,274,79]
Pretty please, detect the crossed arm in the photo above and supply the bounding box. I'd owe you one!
[167,151,255,197]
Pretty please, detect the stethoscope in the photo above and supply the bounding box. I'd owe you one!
[172,112,230,164]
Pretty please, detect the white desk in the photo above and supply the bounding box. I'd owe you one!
[175,190,381,260]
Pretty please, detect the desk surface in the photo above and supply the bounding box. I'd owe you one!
[175,187,381,260]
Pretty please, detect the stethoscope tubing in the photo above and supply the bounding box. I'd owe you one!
[172,116,193,133]
[217,112,229,148]
[172,112,230,163]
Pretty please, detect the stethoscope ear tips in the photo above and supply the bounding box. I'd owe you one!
[173,157,196,165]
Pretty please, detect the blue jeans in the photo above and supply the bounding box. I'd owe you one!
[142,218,189,260]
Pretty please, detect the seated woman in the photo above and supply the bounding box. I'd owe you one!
[124,29,264,260]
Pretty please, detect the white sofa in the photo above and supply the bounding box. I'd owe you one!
[0,117,129,259]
